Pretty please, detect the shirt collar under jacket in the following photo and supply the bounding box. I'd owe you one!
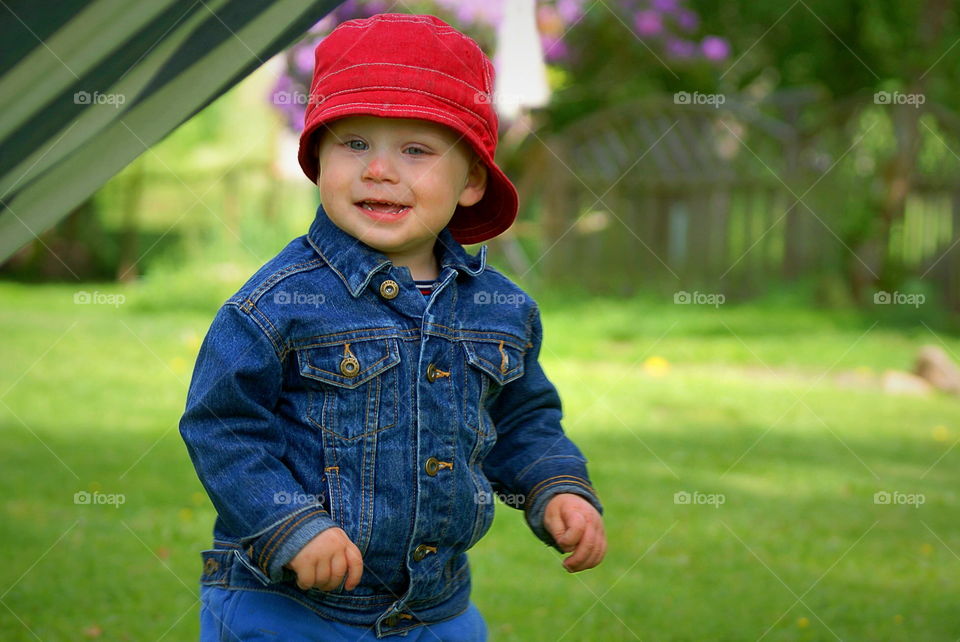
[305,204,488,298]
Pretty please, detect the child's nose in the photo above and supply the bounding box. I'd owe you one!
[362,153,398,183]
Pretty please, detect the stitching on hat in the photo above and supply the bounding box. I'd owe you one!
[350,15,440,23]
[319,63,485,96]
[316,103,475,136]
[333,19,479,51]
[337,16,463,31]
[482,59,493,94]
[337,20,462,33]
[336,23,465,38]
[316,86,493,137]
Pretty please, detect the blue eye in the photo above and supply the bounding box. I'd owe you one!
[345,139,367,151]
[404,146,428,156]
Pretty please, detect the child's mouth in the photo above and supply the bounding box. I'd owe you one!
[356,200,411,220]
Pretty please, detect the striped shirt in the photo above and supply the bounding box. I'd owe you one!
[413,279,436,296]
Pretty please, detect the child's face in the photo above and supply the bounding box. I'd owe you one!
[315,115,487,268]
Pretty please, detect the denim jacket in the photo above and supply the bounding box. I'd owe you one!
[179,206,603,637]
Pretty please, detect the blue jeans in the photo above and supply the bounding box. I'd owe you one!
[199,585,488,641]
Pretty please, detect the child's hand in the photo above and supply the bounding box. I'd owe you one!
[543,493,606,572]
[285,527,364,591]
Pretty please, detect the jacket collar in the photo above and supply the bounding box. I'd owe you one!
[306,205,487,298]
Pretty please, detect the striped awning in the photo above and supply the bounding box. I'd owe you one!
[0,0,339,263]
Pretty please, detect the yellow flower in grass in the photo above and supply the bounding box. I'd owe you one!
[932,425,950,442]
[169,356,189,375]
[796,616,809,628]
[643,356,670,377]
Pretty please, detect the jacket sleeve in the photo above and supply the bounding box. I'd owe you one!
[179,302,339,583]
[481,305,603,552]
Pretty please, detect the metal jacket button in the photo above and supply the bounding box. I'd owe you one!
[379,280,399,299]
[339,356,360,377]
[425,363,449,382]
[412,544,437,561]
[424,457,452,476]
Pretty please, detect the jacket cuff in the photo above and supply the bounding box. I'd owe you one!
[524,480,603,552]
[244,506,341,583]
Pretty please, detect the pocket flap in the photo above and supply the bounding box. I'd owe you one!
[297,338,400,389]
[463,339,525,385]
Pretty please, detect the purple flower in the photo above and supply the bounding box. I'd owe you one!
[556,0,585,23]
[675,9,698,32]
[294,45,315,76]
[701,36,730,61]
[270,74,307,130]
[364,0,390,14]
[272,73,293,97]
[333,0,360,20]
[434,0,502,27]
[541,33,569,62]
[652,0,680,13]
[665,37,696,59]
[634,10,663,36]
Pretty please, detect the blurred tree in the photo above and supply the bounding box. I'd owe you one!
[691,0,960,298]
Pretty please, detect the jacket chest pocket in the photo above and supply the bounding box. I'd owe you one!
[460,338,526,438]
[297,338,401,441]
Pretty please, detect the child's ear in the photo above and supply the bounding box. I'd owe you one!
[458,157,488,207]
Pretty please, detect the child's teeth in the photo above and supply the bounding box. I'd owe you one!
[362,201,407,213]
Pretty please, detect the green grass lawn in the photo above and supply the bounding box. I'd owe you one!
[1,280,959,640]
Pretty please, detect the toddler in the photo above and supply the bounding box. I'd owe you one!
[180,13,605,640]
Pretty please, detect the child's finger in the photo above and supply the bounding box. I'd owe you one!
[562,526,598,572]
[313,557,332,591]
[324,550,347,591]
[545,512,568,548]
[581,529,606,570]
[344,546,364,590]
[592,533,608,568]
[593,523,608,567]
[582,520,608,569]
[295,562,315,591]
[557,510,586,550]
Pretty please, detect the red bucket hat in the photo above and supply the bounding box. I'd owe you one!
[297,13,518,245]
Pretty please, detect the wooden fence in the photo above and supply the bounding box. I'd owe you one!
[516,96,960,308]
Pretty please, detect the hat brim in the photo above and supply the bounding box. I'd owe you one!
[298,96,517,245]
